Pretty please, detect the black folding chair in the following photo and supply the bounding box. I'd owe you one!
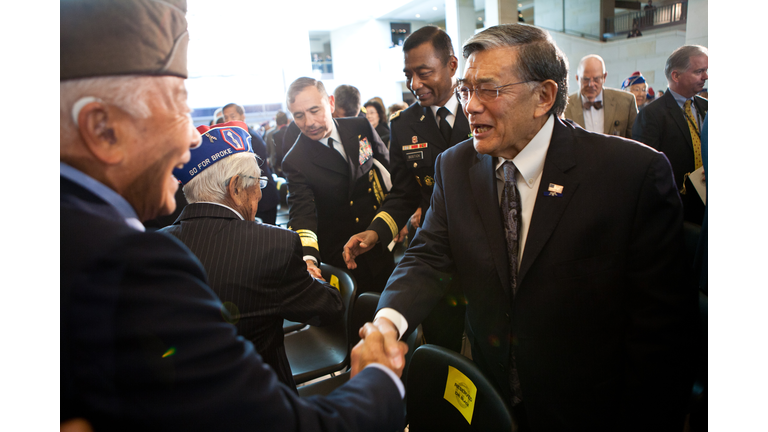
[298,292,423,397]
[406,344,514,431]
[284,263,356,385]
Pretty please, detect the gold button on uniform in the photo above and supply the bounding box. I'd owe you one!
[413,162,418,168]
[355,217,359,223]
[349,201,353,206]
[368,188,372,193]
[373,205,377,210]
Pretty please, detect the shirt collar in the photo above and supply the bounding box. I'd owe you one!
[429,92,460,118]
[318,120,342,147]
[198,202,245,220]
[667,88,690,108]
[60,161,145,231]
[495,114,555,189]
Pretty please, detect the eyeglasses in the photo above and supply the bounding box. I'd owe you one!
[580,76,604,85]
[455,80,534,104]
[225,175,268,189]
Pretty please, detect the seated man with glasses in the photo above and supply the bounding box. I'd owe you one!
[563,54,638,138]
[160,121,344,391]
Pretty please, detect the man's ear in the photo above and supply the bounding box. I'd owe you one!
[328,95,336,115]
[227,175,244,206]
[533,80,558,118]
[77,101,127,165]
[448,55,459,75]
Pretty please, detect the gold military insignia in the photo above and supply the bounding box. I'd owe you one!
[415,175,422,186]
[412,136,418,144]
[419,115,425,121]
[389,110,401,121]
[424,175,435,186]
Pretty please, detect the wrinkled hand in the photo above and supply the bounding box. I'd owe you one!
[351,322,408,379]
[305,259,325,281]
[343,230,378,270]
[410,207,423,229]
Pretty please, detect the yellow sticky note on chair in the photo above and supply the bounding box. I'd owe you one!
[330,274,340,291]
[443,365,477,424]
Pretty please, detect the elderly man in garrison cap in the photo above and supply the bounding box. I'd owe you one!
[374,23,697,431]
[60,1,407,431]
[159,121,344,390]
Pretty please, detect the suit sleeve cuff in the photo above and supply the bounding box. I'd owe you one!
[303,255,319,266]
[374,308,408,340]
[364,363,405,398]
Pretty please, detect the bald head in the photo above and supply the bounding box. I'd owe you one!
[576,55,606,102]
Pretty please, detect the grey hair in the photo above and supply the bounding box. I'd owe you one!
[462,23,569,117]
[665,45,708,81]
[60,75,170,143]
[182,152,261,204]
[577,54,605,77]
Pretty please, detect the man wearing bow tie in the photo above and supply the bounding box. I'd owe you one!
[563,54,638,138]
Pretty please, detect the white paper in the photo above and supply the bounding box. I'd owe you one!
[689,165,706,205]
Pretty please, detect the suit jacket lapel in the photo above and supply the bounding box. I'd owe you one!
[469,153,512,298]
[414,106,449,152]
[572,95,585,127]
[518,118,580,286]
[337,119,365,197]
[602,91,617,134]
[665,91,693,150]
[450,106,471,145]
[303,132,349,177]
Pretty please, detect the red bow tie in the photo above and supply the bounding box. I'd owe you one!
[583,100,603,110]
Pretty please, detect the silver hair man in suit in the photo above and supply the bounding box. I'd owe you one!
[373,23,697,431]
[160,122,344,390]
[563,54,638,137]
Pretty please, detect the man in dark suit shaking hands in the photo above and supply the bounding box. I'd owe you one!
[373,23,698,431]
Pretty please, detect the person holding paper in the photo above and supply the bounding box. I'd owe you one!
[633,45,708,224]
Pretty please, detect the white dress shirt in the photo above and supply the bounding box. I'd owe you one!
[429,93,460,128]
[376,115,556,338]
[581,90,604,133]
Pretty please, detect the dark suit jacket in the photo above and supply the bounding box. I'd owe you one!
[159,203,343,388]
[379,117,698,430]
[282,117,397,292]
[386,101,471,227]
[61,176,405,431]
[280,121,301,166]
[632,91,708,224]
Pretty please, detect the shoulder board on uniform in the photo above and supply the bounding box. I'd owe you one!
[389,110,402,121]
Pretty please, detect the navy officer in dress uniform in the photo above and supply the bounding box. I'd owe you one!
[343,25,470,352]
[282,77,413,294]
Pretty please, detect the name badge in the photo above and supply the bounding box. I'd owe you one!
[406,151,424,162]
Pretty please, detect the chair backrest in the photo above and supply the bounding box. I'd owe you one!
[406,344,513,432]
[349,292,381,347]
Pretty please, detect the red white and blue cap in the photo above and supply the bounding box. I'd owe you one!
[621,71,647,90]
[173,121,253,185]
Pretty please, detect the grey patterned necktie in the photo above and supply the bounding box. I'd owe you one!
[500,160,523,405]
